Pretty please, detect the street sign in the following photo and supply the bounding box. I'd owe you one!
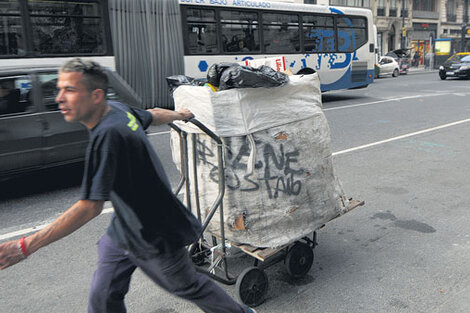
[402,27,407,36]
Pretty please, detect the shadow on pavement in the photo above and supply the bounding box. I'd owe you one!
[322,93,364,103]
[0,163,84,201]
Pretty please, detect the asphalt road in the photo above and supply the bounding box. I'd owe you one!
[1,72,470,313]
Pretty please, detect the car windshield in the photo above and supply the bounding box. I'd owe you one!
[449,54,470,62]
[460,55,470,63]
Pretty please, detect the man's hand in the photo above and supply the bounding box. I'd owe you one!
[147,108,194,125]
[0,239,25,270]
[177,108,194,122]
[0,200,103,271]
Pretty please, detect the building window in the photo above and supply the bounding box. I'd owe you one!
[389,0,397,16]
[330,0,370,7]
[377,0,386,15]
[412,0,436,11]
[446,0,456,21]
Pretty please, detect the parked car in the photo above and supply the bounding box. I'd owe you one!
[386,48,411,74]
[439,53,470,80]
[0,66,143,180]
[376,56,400,78]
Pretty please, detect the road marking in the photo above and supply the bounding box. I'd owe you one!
[333,117,470,156]
[3,117,470,241]
[323,93,449,111]
[0,208,114,241]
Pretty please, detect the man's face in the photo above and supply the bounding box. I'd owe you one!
[55,71,97,124]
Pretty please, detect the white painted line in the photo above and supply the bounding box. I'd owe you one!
[147,131,170,137]
[0,208,114,241]
[0,223,49,241]
[3,117,470,241]
[324,93,447,111]
[332,117,470,156]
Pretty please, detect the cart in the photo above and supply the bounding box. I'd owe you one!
[169,119,364,307]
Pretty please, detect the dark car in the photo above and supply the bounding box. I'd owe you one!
[386,48,411,75]
[439,53,470,80]
[0,66,143,180]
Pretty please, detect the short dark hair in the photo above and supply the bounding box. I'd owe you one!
[60,58,108,93]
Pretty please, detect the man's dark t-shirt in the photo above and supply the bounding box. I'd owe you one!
[80,101,201,259]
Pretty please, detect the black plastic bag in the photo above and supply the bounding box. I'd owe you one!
[207,63,289,91]
[166,75,206,94]
[206,62,239,87]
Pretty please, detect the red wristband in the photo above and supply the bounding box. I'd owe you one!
[19,237,29,257]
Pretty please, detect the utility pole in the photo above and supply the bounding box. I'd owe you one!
[462,0,469,52]
[401,0,406,48]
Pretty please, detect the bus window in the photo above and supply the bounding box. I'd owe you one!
[28,0,104,55]
[0,1,25,56]
[337,16,367,52]
[186,8,218,54]
[262,13,300,54]
[220,10,259,53]
[302,15,335,53]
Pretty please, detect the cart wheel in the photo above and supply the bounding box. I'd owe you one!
[191,245,208,266]
[236,267,268,307]
[285,242,314,278]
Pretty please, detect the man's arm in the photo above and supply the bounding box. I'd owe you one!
[146,108,194,126]
[0,200,104,270]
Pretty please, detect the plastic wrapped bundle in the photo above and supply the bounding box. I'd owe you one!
[170,73,353,248]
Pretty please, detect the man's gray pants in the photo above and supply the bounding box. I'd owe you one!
[88,233,250,313]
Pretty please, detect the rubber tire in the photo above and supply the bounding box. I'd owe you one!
[191,245,208,266]
[285,242,314,278]
[392,69,399,77]
[236,267,269,307]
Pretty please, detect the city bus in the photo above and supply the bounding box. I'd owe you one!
[0,0,114,69]
[180,0,376,92]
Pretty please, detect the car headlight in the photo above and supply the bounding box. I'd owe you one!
[439,66,444,70]
[460,65,470,70]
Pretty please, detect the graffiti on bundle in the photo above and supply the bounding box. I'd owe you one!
[196,138,303,199]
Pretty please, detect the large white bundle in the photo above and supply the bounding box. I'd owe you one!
[172,74,322,136]
[171,73,352,248]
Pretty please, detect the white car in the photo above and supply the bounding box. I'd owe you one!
[377,56,400,78]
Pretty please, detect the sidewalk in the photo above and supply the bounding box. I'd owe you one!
[408,65,438,74]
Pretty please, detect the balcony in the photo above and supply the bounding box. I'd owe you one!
[389,8,397,16]
[412,10,439,19]
[446,14,457,22]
